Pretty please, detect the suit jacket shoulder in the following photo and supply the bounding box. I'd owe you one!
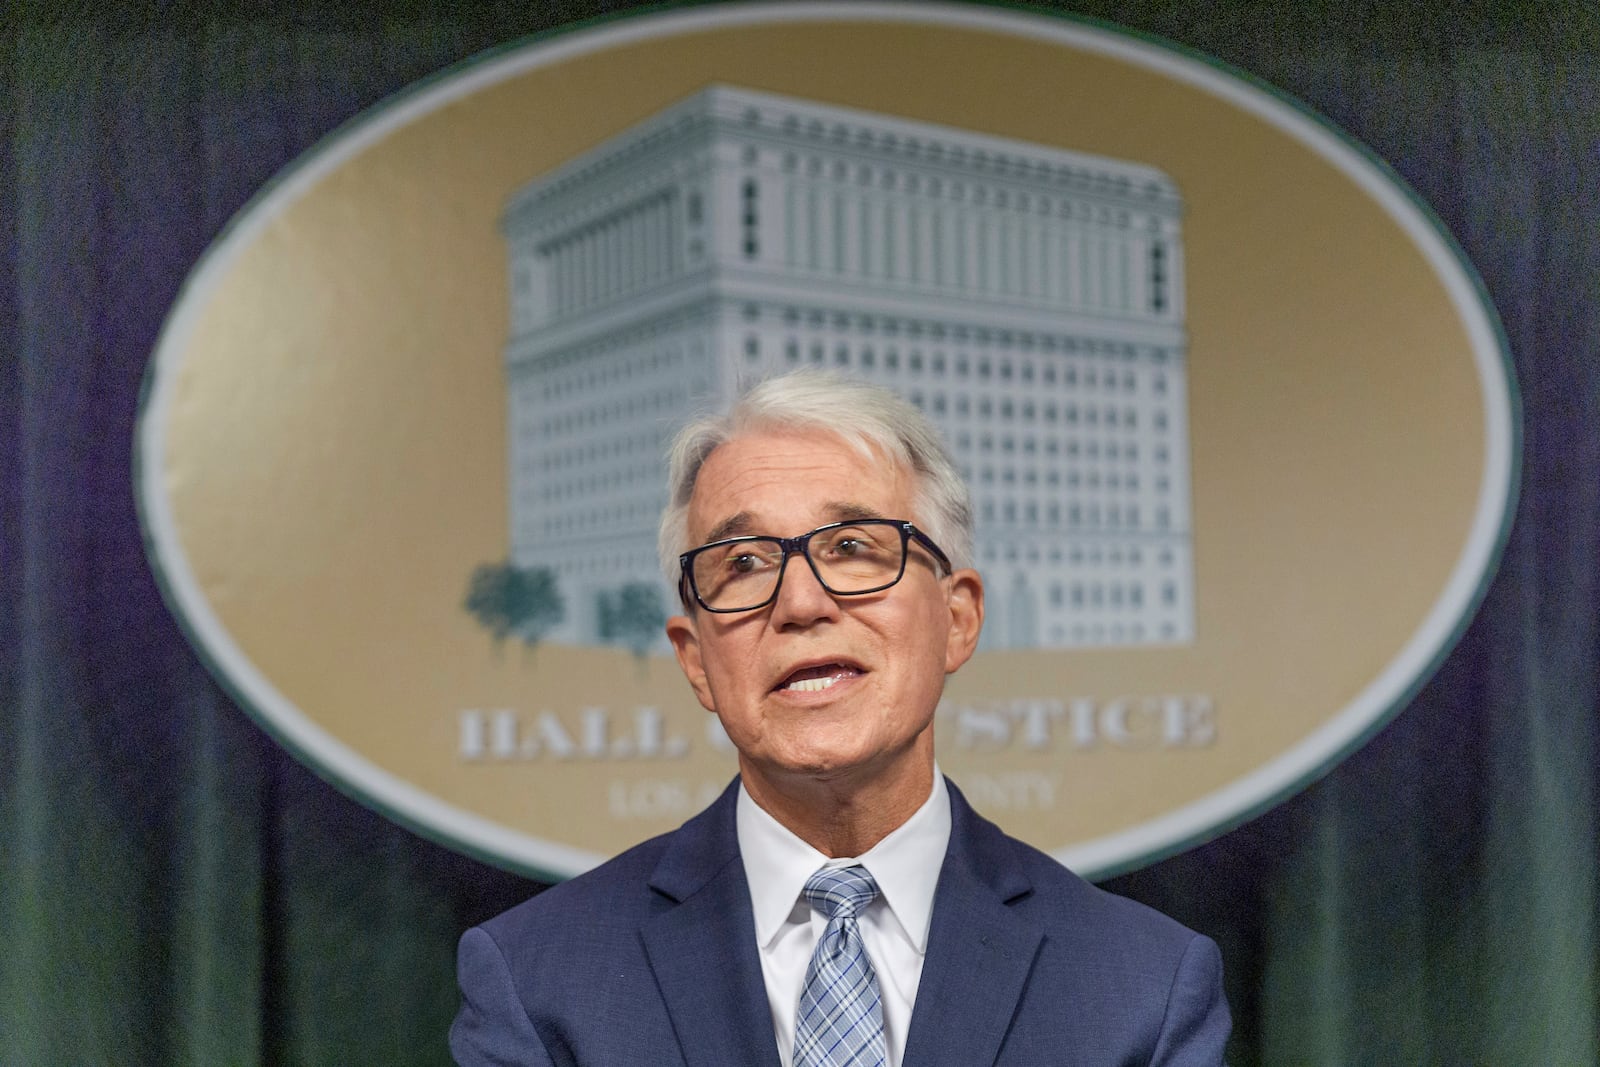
[905,782,1230,1066]
[451,781,779,1067]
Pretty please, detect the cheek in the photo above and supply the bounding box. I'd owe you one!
[913,600,955,665]
[698,632,763,704]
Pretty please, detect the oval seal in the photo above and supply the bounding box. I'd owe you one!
[137,2,1517,880]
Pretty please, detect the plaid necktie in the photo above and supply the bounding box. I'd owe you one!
[793,865,888,1067]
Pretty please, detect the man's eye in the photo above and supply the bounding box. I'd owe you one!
[728,553,763,573]
[833,538,863,557]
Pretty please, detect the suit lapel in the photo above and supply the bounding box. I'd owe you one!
[640,781,783,1067]
[902,783,1044,1067]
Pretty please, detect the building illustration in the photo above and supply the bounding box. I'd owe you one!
[500,86,1194,650]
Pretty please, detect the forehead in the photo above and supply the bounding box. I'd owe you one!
[687,428,917,538]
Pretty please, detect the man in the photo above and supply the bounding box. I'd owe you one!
[452,370,1230,1066]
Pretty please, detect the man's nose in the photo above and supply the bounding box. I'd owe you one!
[769,552,841,629]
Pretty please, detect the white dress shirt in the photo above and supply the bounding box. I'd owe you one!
[736,770,952,1067]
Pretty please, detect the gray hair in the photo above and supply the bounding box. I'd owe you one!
[657,369,975,585]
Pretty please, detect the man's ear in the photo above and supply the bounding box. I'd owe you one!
[943,569,985,674]
[666,613,717,713]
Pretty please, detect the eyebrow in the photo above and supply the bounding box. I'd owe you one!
[702,511,757,544]
[699,502,886,545]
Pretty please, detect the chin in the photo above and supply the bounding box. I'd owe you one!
[755,745,871,783]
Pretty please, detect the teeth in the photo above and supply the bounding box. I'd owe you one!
[786,676,840,693]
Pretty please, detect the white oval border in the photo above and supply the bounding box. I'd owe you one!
[135,1,1519,882]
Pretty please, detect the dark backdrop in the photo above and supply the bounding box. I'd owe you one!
[4,2,1596,1063]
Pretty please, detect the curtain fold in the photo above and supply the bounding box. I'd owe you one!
[3,4,1596,1064]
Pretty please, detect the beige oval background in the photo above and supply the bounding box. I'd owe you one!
[138,3,1516,879]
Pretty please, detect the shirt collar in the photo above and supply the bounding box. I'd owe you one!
[737,768,951,954]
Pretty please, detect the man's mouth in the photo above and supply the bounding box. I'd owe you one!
[776,662,864,693]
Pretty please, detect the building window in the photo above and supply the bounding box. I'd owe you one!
[742,179,760,258]
[1150,241,1167,312]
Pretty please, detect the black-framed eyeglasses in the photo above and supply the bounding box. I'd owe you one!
[679,519,954,613]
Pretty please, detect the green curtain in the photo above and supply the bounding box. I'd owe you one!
[3,3,1595,1064]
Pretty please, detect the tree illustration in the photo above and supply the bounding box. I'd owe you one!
[464,561,564,656]
[598,581,666,663]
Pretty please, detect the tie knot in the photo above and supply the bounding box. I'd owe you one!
[803,865,879,920]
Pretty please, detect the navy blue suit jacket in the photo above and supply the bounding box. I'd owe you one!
[451,780,1230,1066]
